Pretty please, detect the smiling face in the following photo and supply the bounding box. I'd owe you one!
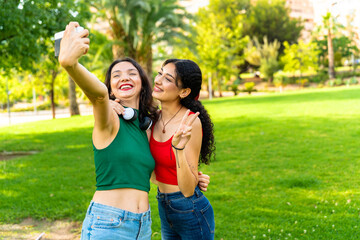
[152,63,185,102]
[110,61,142,103]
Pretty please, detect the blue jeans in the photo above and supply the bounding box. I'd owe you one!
[80,201,152,240]
[156,186,215,240]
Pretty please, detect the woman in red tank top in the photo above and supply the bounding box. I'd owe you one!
[150,59,216,240]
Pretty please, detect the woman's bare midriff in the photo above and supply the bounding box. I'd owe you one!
[92,188,149,213]
[157,182,181,193]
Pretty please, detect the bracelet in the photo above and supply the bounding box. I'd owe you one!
[171,144,185,151]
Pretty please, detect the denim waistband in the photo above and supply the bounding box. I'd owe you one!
[87,201,151,221]
[156,186,203,200]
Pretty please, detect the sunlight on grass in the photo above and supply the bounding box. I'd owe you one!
[65,144,88,149]
[0,190,21,198]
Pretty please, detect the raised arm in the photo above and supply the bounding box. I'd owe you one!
[172,110,202,197]
[58,22,116,134]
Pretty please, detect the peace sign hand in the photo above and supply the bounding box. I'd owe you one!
[172,110,200,150]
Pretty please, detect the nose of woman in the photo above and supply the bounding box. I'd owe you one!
[120,74,130,82]
[154,75,162,85]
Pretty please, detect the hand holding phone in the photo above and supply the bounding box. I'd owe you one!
[55,26,84,57]
[56,22,89,68]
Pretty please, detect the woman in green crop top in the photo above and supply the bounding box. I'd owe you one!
[59,22,209,240]
[59,22,158,239]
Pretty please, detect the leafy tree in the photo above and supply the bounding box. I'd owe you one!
[82,30,114,75]
[196,11,229,97]
[1,0,47,75]
[195,0,249,97]
[0,0,90,73]
[243,0,303,52]
[40,1,90,118]
[345,13,360,73]
[322,12,337,79]
[1,0,91,118]
[281,40,319,79]
[313,12,356,77]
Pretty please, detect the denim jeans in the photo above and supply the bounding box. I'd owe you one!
[80,201,152,240]
[156,186,215,240]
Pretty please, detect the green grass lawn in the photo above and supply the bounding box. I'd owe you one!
[1,86,360,239]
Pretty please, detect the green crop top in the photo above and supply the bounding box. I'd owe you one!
[93,110,155,192]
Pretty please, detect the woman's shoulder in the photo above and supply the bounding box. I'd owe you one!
[188,110,202,128]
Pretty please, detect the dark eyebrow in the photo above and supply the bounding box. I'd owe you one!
[111,70,120,75]
[160,67,175,80]
[112,68,138,75]
[166,73,175,80]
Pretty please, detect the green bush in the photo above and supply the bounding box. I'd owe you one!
[227,79,241,95]
[309,71,328,83]
[296,78,309,87]
[317,83,325,88]
[273,74,289,87]
[350,77,359,85]
[343,77,359,86]
[337,71,357,79]
[243,82,256,95]
[328,79,334,87]
[334,78,343,86]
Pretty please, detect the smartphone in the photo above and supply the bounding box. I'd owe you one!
[54,26,84,57]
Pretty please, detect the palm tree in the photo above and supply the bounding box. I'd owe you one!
[91,0,188,79]
[323,12,336,79]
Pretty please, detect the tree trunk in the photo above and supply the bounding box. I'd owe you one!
[327,19,336,79]
[207,72,213,100]
[217,74,223,97]
[145,48,153,86]
[137,41,153,86]
[50,70,58,119]
[69,76,80,116]
[109,18,126,60]
[112,44,125,59]
[6,76,11,125]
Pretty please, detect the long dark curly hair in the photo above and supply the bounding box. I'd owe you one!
[163,59,215,165]
[104,58,158,123]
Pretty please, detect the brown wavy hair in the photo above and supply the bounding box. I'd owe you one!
[104,58,158,123]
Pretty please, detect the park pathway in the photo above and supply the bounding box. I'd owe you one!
[0,106,93,128]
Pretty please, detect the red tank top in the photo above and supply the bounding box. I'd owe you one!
[149,112,196,185]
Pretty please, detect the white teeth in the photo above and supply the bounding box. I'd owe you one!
[120,85,133,90]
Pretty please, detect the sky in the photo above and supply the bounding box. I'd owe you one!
[312,0,360,28]
[179,0,209,13]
